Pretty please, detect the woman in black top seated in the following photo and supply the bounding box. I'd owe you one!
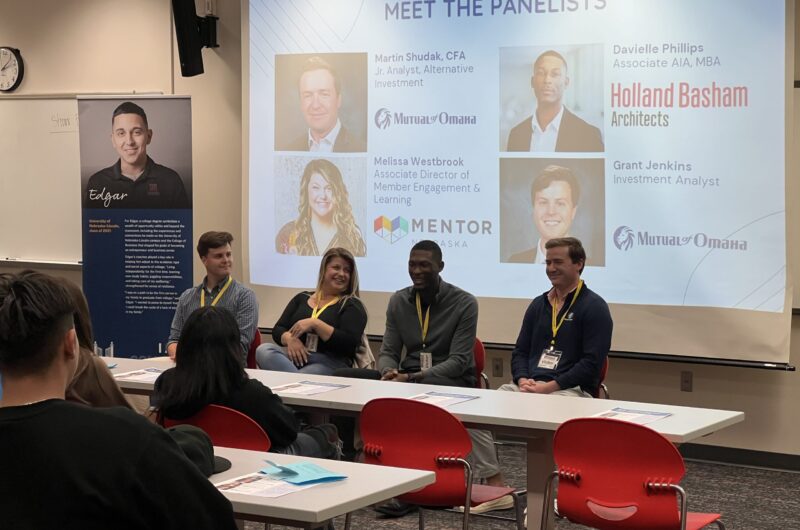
[256,247,367,375]
[154,306,338,457]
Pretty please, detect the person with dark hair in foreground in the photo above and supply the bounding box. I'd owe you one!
[168,230,258,365]
[0,271,235,530]
[155,306,341,459]
[58,277,132,408]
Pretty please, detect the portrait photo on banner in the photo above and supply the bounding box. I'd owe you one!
[273,156,368,257]
[274,52,368,153]
[499,44,604,153]
[499,157,605,266]
[79,97,193,209]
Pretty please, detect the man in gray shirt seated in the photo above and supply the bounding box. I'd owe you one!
[336,240,489,516]
[378,239,477,386]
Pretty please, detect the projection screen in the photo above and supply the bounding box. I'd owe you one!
[244,0,794,364]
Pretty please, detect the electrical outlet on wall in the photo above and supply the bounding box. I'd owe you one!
[492,358,503,378]
[680,371,693,392]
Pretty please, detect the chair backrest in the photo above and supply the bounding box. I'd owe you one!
[163,404,271,452]
[246,329,262,369]
[352,333,376,369]
[592,356,609,398]
[360,397,472,507]
[473,337,487,388]
[553,417,685,530]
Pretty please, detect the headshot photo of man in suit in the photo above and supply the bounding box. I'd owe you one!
[506,50,603,153]
[286,56,366,153]
[500,158,605,267]
[507,165,579,263]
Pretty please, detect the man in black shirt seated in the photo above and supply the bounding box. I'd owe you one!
[0,271,235,530]
[83,101,190,209]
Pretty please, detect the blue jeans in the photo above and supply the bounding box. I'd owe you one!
[255,343,351,375]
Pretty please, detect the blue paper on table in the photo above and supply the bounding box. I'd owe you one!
[260,460,347,485]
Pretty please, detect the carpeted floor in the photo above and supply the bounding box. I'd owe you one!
[246,443,800,530]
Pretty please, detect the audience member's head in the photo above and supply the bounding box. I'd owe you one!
[158,306,246,421]
[0,271,77,380]
[56,278,94,352]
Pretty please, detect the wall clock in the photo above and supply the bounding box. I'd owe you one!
[0,47,24,92]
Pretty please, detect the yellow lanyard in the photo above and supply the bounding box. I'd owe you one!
[550,280,583,348]
[415,293,431,346]
[200,276,233,307]
[311,294,339,319]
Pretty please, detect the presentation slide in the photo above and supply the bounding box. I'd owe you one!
[249,0,787,314]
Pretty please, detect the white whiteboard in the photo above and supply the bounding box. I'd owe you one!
[0,97,82,264]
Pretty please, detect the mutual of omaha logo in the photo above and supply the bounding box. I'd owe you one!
[613,225,747,252]
[374,108,476,129]
[374,215,408,243]
[374,108,392,129]
[613,226,635,251]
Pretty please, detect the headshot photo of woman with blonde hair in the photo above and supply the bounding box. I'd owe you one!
[275,158,366,256]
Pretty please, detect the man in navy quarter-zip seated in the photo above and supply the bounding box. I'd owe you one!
[469,236,613,511]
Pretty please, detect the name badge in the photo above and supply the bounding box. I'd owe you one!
[537,348,562,370]
[420,351,433,370]
[305,333,319,353]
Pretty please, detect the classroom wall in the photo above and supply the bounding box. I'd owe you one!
[1,0,798,457]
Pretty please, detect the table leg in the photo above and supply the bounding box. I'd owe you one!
[526,433,554,530]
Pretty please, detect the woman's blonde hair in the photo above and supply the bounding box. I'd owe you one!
[293,159,366,256]
[314,247,360,305]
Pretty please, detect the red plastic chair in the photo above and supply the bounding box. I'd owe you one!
[246,329,262,369]
[163,404,271,452]
[361,397,525,530]
[473,338,491,389]
[542,417,725,530]
[593,356,610,399]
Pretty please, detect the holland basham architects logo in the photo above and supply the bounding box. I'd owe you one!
[613,226,748,251]
[374,108,476,129]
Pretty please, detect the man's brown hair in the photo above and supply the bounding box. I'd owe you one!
[197,231,234,257]
[545,237,586,273]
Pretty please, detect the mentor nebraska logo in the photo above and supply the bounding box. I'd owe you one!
[613,226,748,252]
[374,215,408,243]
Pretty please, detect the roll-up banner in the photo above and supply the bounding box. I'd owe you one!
[79,96,193,359]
